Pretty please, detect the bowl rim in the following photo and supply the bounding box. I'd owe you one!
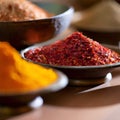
[0,69,68,97]
[0,1,74,24]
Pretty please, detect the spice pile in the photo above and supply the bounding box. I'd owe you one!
[0,0,50,22]
[0,42,57,93]
[24,32,120,66]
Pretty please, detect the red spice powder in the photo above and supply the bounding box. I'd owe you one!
[24,32,120,66]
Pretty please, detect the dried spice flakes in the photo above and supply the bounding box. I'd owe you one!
[24,32,120,66]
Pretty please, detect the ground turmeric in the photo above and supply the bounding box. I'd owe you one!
[0,42,58,94]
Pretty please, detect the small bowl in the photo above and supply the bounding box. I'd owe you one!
[0,2,74,50]
[21,43,120,86]
[0,69,68,106]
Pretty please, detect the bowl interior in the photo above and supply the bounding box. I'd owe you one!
[37,2,71,15]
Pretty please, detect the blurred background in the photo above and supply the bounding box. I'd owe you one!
[30,0,120,46]
[32,0,120,10]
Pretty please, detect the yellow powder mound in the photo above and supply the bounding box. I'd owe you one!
[0,42,57,93]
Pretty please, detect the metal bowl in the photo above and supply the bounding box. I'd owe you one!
[0,2,74,50]
[21,43,120,86]
[0,69,68,107]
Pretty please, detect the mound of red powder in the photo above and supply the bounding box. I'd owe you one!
[24,32,120,66]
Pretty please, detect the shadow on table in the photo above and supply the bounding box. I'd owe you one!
[112,68,120,77]
[0,96,43,120]
[42,68,120,108]
[42,84,120,108]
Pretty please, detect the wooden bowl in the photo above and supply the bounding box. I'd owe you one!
[0,2,74,50]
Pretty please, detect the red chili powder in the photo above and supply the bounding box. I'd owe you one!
[24,32,120,66]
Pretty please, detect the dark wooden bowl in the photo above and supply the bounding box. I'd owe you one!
[0,2,74,50]
[77,28,120,46]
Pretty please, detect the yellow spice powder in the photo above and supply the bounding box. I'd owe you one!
[0,42,57,93]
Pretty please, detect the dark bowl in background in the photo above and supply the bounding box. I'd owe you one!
[0,2,74,50]
[77,28,120,46]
